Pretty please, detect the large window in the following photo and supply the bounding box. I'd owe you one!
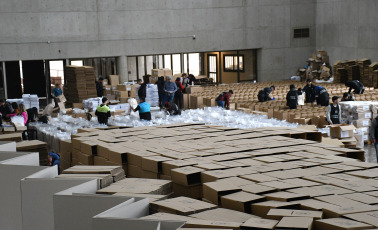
[224,55,244,72]
[164,55,171,69]
[172,54,181,75]
[294,28,310,38]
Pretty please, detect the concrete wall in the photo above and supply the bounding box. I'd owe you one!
[316,0,378,65]
[0,0,316,81]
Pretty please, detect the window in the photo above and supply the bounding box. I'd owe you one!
[294,28,310,38]
[164,55,171,69]
[224,55,244,72]
[172,54,181,75]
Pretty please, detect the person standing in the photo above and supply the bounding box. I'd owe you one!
[315,86,330,106]
[182,74,190,92]
[346,80,364,94]
[156,76,165,108]
[137,79,147,100]
[341,92,355,101]
[326,96,341,125]
[52,83,63,97]
[286,84,298,109]
[370,114,378,161]
[174,77,184,109]
[95,97,111,125]
[163,76,177,105]
[96,77,104,97]
[303,79,316,103]
[257,86,275,102]
[130,98,152,121]
[216,90,233,109]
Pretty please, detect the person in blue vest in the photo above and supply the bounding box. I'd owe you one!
[48,152,60,174]
[95,97,111,125]
[130,98,152,121]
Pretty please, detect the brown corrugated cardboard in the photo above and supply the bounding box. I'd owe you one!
[275,217,313,230]
[162,160,195,176]
[173,183,203,199]
[241,217,279,230]
[189,208,254,223]
[314,218,373,230]
[141,155,172,173]
[203,180,242,205]
[267,209,322,220]
[251,201,301,218]
[150,197,216,215]
[171,166,204,186]
[343,211,378,228]
[221,191,265,213]
[265,191,310,202]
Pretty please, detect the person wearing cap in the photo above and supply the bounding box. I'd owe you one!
[257,86,275,102]
[95,97,111,125]
[137,78,147,100]
[315,86,329,106]
[130,98,152,121]
[96,77,104,97]
[303,78,316,103]
[216,90,233,109]
[341,92,355,101]
[286,84,298,109]
[163,76,177,106]
[327,96,341,125]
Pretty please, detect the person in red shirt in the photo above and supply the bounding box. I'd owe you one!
[216,90,233,109]
[174,77,184,109]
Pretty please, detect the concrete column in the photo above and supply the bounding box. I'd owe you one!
[117,56,128,83]
[2,62,8,99]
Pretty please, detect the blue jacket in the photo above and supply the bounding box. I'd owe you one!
[164,81,177,93]
[49,152,60,174]
[52,88,62,97]
[138,102,151,113]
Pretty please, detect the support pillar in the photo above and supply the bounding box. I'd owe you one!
[117,56,128,83]
[2,62,7,99]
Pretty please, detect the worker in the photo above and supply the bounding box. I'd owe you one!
[216,90,234,109]
[130,98,152,121]
[182,74,190,92]
[369,113,378,161]
[315,86,329,106]
[297,88,305,106]
[164,102,181,116]
[96,77,104,97]
[257,86,275,102]
[174,77,184,109]
[9,104,28,126]
[303,79,316,103]
[52,83,63,107]
[341,92,355,101]
[11,102,19,115]
[48,152,61,174]
[156,76,165,108]
[345,80,364,94]
[163,76,177,106]
[95,97,111,125]
[327,96,341,125]
[286,84,298,109]
[0,99,13,123]
[188,74,196,85]
[137,78,147,100]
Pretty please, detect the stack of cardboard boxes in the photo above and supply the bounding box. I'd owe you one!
[63,66,96,104]
[333,58,378,86]
[302,50,331,81]
[16,140,49,166]
[149,69,173,83]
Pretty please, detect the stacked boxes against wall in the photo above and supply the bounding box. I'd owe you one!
[16,140,49,166]
[333,58,378,86]
[64,66,96,104]
[302,50,331,81]
[369,62,378,88]
[357,59,371,86]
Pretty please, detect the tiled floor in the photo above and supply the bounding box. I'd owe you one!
[365,144,377,163]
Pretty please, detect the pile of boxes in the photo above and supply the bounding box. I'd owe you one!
[22,94,39,110]
[150,69,173,83]
[298,50,331,81]
[16,140,49,165]
[333,58,378,86]
[63,66,96,104]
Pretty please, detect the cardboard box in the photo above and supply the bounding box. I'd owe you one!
[314,218,373,230]
[171,166,204,186]
[190,96,203,109]
[141,155,172,173]
[172,183,203,199]
[162,160,195,176]
[109,75,120,86]
[330,124,355,139]
[151,69,165,77]
[267,209,323,220]
[221,191,265,213]
[186,86,204,94]
[189,208,253,224]
[251,201,301,218]
[241,217,279,230]
[344,211,378,227]
[150,197,217,215]
[203,180,242,205]
[275,217,313,230]
[56,95,67,103]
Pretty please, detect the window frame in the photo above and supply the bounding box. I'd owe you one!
[223,54,244,73]
[293,28,310,38]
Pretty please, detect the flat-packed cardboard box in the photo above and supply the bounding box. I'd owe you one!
[162,160,195,176]
[189,208,254,224]
[186,86,204,94]
[330,124,355,138]
[171,166,204,186]
[265,191,310,202]
[275,217,313,230]
[183,94,191,109]
[127,164,144,178]
[203,180,241,205]
[141,155,172,173]
[56,94,67,103]
[221,191,265,213]
[251,201,301,218]
[203,98,216,107]
[127,151,158,167]
[314,218,373,230]
[190,96,203,109]
[173,183,203,199]
[343,211,378,228]
[267,209,322,220]
[151,69,165,77]
[241,217,279,230]
[150,197,216,215]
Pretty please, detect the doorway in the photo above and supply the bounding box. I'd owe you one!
[208,54,218,83]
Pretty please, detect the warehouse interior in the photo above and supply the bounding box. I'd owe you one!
[1,0,378,230]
